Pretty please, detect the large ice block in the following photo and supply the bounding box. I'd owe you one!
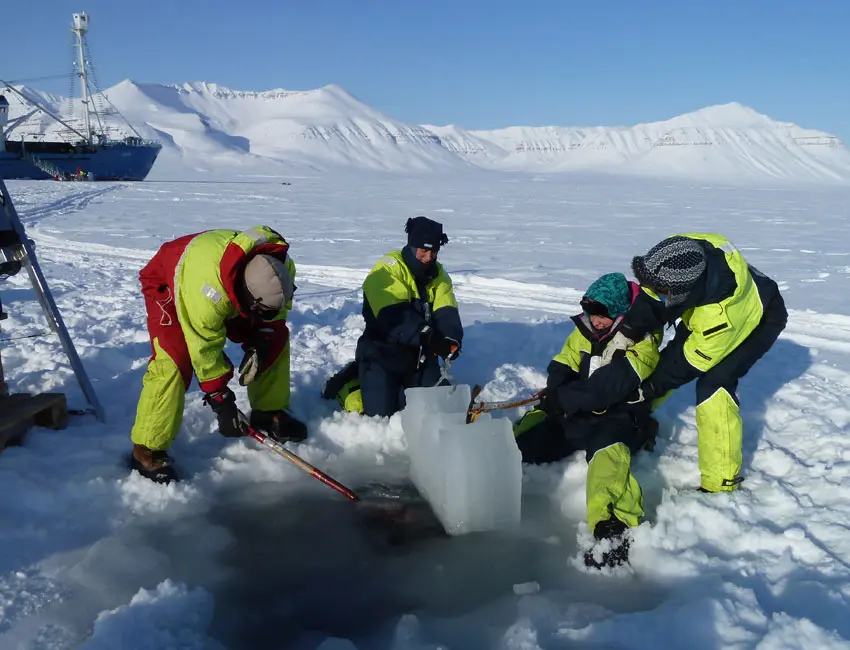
[402,384,523,535]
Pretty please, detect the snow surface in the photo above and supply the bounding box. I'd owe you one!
[1,171,850,649]
[5,81,850,184]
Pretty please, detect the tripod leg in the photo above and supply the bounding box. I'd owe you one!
[0,180,105,421]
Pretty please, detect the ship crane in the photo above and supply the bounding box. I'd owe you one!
[0,12,161,181]
[0,82,88,143]
[71,13,94,145]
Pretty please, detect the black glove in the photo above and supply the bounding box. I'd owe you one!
[538,387,574,425]
[0,260,22,278]
[429,336,460,360]
[539,387,566,415]
[203,388,245,437]
[535,387,552,413]
[640,378,660,403]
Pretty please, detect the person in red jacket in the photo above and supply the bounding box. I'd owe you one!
[129,225,307,485]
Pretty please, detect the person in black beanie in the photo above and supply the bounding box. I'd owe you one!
[322,216,464,417]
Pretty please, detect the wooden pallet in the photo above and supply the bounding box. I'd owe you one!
[0,392,68,452]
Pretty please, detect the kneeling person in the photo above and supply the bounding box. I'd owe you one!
[324,217,463,417]
[514,273,660,568]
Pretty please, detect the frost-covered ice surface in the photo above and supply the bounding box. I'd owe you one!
[1,171,850,649]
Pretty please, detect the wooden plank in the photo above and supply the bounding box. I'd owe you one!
[0,393,68,452]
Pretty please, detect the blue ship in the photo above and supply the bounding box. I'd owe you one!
[0,130,161,181]
[0,13,161,182]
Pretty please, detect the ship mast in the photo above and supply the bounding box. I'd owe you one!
[71,13,92,145]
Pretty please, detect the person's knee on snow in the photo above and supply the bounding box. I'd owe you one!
[358,356,403,417]
[513,410,573,464]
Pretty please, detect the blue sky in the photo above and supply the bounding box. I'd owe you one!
[2,0,849,140]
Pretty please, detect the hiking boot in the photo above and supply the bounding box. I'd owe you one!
[130,444,179,485]
[250,409,308,443]
[584,515,630,569]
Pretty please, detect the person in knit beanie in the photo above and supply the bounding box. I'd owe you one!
[629,233,788,496]
[513,272,663,569]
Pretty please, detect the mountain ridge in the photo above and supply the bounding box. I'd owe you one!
[3,79,848,183]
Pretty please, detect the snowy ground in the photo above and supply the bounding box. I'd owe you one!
[1,172,850,649]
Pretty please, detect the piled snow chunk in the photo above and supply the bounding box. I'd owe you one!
[512,581,541,595]
[77,579,223,650]
[402,384,522,535]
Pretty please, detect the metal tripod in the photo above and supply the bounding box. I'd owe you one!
[0,179,105,421]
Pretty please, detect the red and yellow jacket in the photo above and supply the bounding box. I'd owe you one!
[139,226,294,393]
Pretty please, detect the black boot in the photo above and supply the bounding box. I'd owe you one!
[130,444,179,485]
[584,515,630,569]
[250,409,308,443]
[322,361,359,400]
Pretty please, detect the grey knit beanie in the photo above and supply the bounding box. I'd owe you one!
[631,236,706,306]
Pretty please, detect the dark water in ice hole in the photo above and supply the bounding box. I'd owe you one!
[122,482,668,650]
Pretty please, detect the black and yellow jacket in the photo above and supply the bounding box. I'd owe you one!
[625,233,782,394]
[548,309,661,421]
[359,248,462,371]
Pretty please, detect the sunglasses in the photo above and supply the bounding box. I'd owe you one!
[249,298,279,321]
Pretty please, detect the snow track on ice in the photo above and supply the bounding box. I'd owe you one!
[15,185,123,226]
[28,232,585,315]
[27,229,850,352]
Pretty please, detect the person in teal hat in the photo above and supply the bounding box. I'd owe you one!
[513,272,662,569]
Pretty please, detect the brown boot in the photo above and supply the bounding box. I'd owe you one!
[130,444,179,484]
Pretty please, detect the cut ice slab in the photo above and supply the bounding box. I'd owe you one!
[402,384,523,536]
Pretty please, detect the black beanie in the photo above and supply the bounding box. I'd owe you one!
[405,216,449,251]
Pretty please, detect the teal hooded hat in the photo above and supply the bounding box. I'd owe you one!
[581,272,632,319]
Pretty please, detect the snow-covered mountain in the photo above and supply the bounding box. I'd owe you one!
[2,81,468,174]
[457,103,850,183]
[4,80,850,183]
